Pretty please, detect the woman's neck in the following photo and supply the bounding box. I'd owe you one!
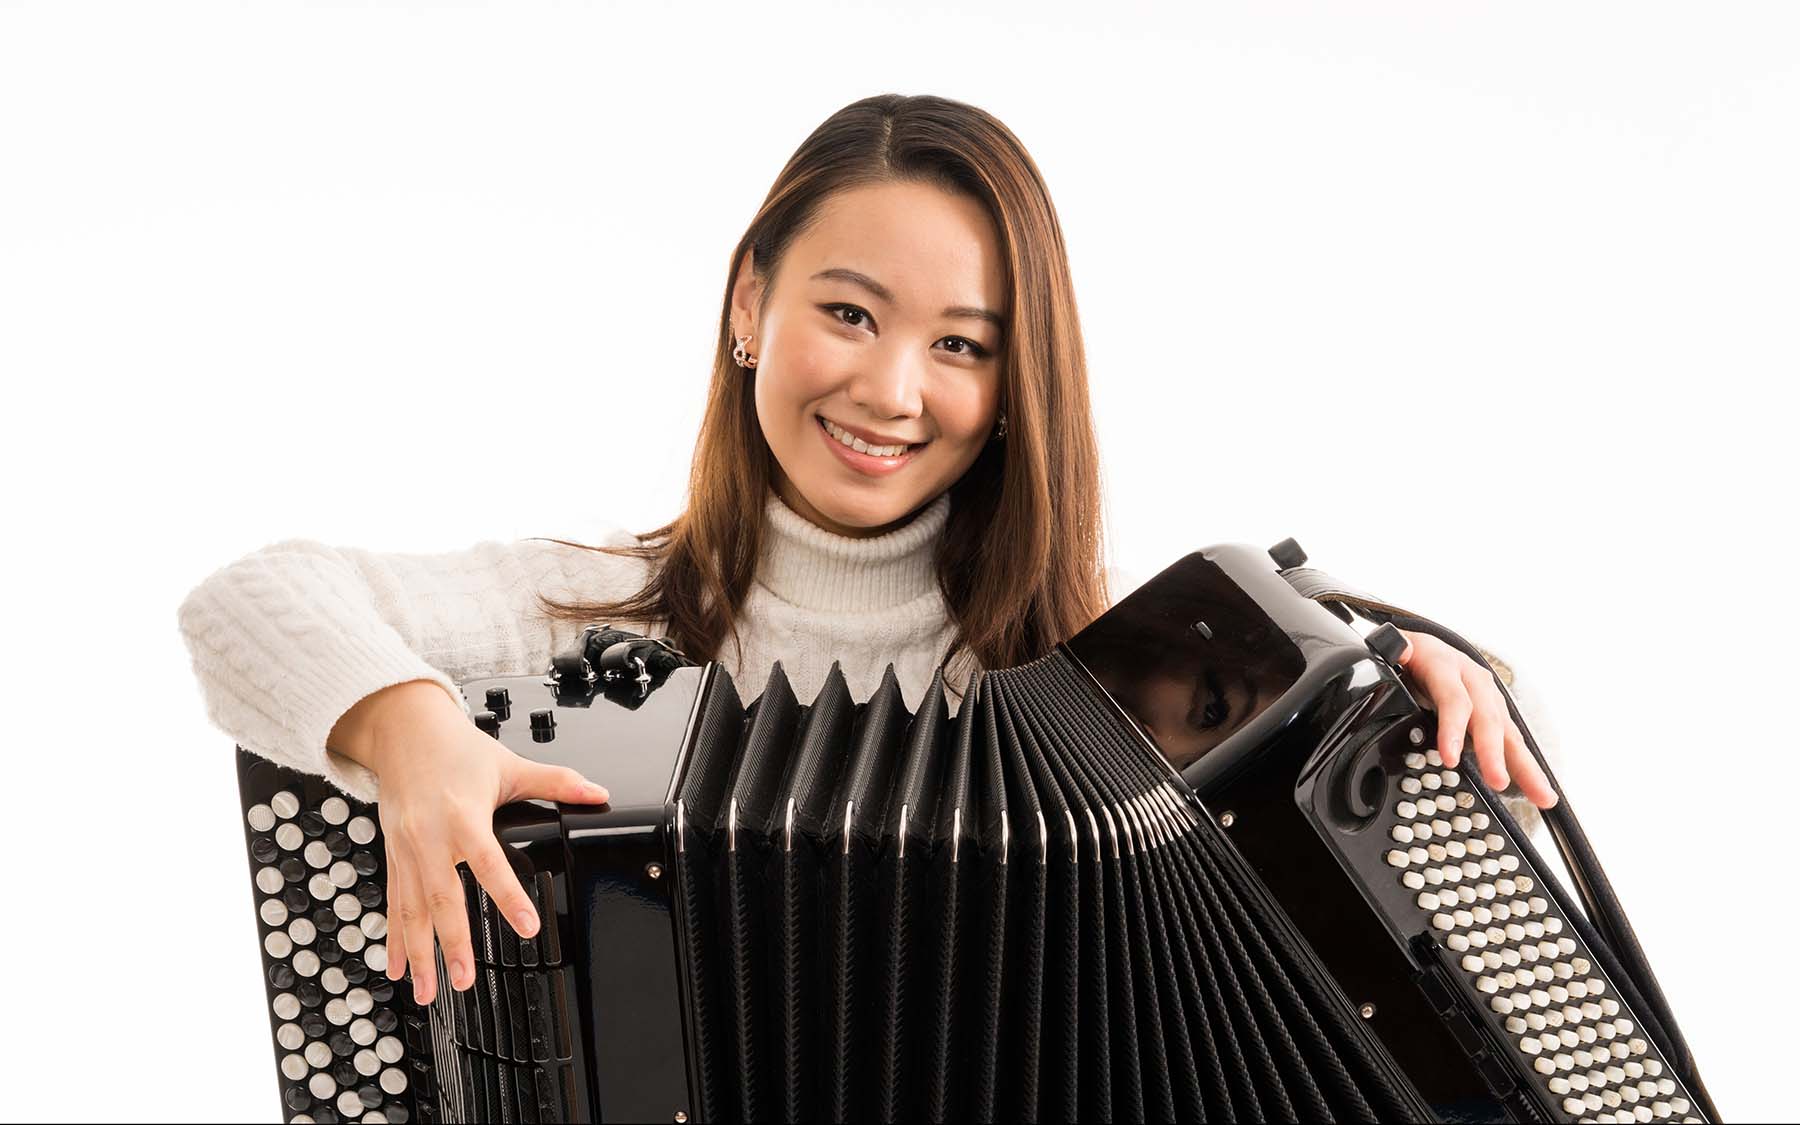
[756,487,950,613]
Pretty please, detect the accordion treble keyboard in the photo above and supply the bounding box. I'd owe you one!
[236,753,585,1123]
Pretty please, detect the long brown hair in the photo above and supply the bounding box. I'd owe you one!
[532,93,1109,701]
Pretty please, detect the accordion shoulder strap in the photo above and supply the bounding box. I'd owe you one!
[1278,565,1718,1119]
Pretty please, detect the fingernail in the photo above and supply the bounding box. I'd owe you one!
[451,958,468,988]
[1446,740,1462,766]
[414,980,429,1004]
[585,782,610,802]
[515,910,538,937]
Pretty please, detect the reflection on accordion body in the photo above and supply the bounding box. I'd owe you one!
[232,541,1719,1123]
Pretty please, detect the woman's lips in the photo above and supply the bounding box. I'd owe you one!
[817,415,923,477]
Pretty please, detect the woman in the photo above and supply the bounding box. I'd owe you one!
[177,93,1559,1010]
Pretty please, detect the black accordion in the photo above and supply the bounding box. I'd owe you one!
[232,540,1719,1123]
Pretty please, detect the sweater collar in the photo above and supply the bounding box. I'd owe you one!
[757,489,950,612]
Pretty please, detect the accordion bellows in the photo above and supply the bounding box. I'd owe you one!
[672,653,1419,1123]
[233,542,1716,1124]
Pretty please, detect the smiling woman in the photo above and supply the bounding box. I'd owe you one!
[177,93,1563,1031]
[533,94,1110,695]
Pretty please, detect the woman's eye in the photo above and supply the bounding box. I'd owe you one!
[821,303,989,359]
[823,303,871,329]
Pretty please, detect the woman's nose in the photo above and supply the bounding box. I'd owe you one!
[847,347,926,419]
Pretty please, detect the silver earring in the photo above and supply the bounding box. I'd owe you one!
[732,333,759,369]
[993,412,1007,441]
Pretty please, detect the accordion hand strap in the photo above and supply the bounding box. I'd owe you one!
[1278,565,1717,1119]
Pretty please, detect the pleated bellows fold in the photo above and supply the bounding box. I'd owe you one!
[672,653,1426,1123]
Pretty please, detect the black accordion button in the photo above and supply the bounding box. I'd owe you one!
[300,1011,328,1038]
[282,886,310,913]
[283,1087,310,1112]
[384,1104,410,1124]
[296,981,324,1009]
[251,836,279,864]
[342,958,368,985]
[280,856,306,883]
[267,963,296,989]
[329,1030,354,1057]
[352,850,379,876]
[312,906,341,935]
[334,1059,358,1087]
[373,1008,399,1034]
[312,1108,339,1124]
[325,829,352,858]
[300,810,328,838]
[357,881,384,908]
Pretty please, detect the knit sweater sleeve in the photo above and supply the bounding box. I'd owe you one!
[176,525,654,804]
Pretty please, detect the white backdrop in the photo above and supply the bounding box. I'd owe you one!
[1,2,1793,1120]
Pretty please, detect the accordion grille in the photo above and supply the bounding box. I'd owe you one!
[671,652,1426,1123]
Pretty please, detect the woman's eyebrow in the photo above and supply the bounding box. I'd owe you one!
[811,267,1006,330]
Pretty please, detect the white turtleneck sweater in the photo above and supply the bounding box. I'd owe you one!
[177,490,964,804]
[176,488,1561,826]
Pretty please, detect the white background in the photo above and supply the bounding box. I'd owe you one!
[2,1,1794,1120]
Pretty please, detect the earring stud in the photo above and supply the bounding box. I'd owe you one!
[733,333,758,368]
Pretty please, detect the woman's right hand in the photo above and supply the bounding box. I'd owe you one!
[328,679,611,1005]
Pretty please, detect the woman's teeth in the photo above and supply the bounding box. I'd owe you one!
[821,417,913,457]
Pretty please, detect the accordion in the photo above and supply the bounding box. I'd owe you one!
[231,540,1719,1123]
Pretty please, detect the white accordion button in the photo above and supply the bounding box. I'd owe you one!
[271,992,300,1020]
[258,898,288,927]
[270,791,300,819]
[289,917,317,946]
[347,816,377,845]
[304,841,331,869]
[350,1018,377,1047]
[320,796,350,825]
[247,804,277,832]
[256,866,284,894]
[275,823,304,852]
[304,1040,332,1068]
[364,942,387,973]
[263,932,293,959]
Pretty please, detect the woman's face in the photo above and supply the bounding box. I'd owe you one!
[731,180,1008,538]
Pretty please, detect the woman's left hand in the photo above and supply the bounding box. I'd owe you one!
[1395,629,1558,809]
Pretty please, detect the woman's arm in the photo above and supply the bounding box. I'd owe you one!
[176,525,651,802]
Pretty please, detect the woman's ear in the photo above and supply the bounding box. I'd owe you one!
[729,246,765,339]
